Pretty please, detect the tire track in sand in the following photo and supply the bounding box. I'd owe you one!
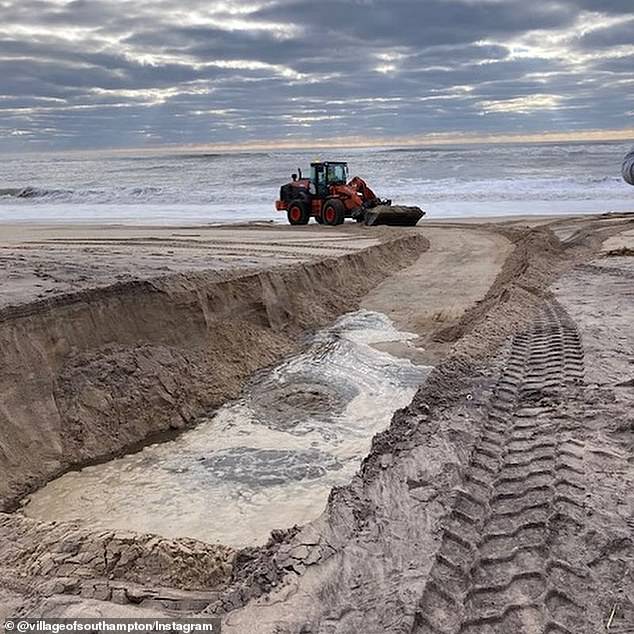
[411,301,592,634]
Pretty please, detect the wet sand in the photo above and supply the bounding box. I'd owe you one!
[0,213,632,627]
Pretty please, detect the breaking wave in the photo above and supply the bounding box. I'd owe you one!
[0,185,187,204]
[0,187,73,199]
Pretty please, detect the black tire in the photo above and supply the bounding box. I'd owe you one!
[287,199,310,225]
[322,198,345,226]
[314,213,324,224]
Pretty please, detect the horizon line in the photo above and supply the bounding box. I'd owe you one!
[7,127,634,156]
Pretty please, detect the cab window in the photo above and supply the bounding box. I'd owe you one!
[311,164,325,184]
[327,163,347,183]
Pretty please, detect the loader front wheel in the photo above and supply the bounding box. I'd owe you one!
[322,199,345,226]
[287,200,310,225]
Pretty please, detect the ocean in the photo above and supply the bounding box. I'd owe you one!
[1,140,633,223]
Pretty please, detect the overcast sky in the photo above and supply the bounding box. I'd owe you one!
[1,0,633,151]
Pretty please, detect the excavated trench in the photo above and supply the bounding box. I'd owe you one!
[0,231,432,612]
[22,310,431,546]
[0,232,427,512]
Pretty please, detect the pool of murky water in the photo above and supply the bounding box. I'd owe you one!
[23,310,431,547]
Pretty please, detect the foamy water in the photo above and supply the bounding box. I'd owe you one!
[23,311,431,547]
[1,141,633,222]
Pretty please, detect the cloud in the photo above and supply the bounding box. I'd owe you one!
[577,17,634,48]
[0,0,632,150]
[478,94,565,114]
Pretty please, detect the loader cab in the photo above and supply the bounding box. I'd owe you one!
[310,161,348,197]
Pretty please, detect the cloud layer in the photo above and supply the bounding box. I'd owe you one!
[1,0,633,150]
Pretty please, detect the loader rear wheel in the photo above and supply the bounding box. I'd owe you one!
[287,200,309,225]
[322,199,345,226]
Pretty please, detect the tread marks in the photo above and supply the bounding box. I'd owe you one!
[412,301,592,633]
[412,328,530,633]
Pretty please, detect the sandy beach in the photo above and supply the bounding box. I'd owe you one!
[3,0,634,625]
[0,213,632,631]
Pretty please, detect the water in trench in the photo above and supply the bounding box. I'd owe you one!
[23,310,431,547]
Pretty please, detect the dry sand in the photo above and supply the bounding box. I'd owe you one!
[0,223,380,308]
[363,224,513,364]
[0,214,632,630]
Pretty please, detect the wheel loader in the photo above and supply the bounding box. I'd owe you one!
[275,161,424,226]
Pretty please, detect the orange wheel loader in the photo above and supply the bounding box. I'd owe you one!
[275,161,424,226]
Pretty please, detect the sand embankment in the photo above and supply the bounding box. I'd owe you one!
[0,223,384,307]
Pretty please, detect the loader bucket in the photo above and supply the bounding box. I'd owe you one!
[363,205,425,227]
